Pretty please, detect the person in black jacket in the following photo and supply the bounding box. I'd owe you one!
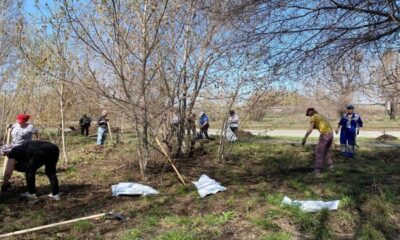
[1,141,60,201]
[79,114,91,136]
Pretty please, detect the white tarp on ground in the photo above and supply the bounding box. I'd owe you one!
[192,174,227,198]
[225,127,237,142]
[281,196,340,212]
[111,182,159,196]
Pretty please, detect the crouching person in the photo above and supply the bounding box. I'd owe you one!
[1,141,60,201]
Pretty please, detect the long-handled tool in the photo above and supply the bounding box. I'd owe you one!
[106,122,113,142]
[0,212,126,238]
[1,128,11,177]
[155,137,187,187]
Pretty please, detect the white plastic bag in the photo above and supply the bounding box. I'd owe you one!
[192,174,227,198]
[111,182,159,196]
[225,127,237,142]
[281,196,340,212]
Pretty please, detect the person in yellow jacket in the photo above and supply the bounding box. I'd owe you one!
[302,108,334,174]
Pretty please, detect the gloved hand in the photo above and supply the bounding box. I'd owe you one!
[1,182,11,192]
[357,130,359,135]
[301,138,307,146]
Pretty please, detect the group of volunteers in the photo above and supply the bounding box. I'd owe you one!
[0,105,361,201]
[78,110,109,146]
[302,104,363,174]
[0,110,111,201]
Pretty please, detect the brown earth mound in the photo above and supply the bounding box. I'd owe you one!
[237,130,254,139]
[376,134,397,141]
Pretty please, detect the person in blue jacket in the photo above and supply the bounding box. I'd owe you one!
[199,111,210,140]
[335,105,363,157]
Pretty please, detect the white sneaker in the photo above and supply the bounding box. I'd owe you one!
[48,193,61,201]
[20,192,39,202]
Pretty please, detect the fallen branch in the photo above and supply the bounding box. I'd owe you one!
[155,137,187,187]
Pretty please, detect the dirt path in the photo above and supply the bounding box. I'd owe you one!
[251,139,400,148]
[209,128,400,139]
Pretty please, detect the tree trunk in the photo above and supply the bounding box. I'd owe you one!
[218,86,240,162]
[388,98,397,120]
[59,84,68,164]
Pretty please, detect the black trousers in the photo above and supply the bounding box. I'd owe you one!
[15,151,59,195]
[81,125,90,136]
[200,124,210,139]
[230,127,238,134]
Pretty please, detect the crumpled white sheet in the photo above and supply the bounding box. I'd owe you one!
[281,196,340,212]
[225,127,237,142]
[192,174,227,198]
[111,182,159,196]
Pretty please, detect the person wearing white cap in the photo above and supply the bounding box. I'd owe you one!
[199,111,210,140]
[335,104,363,157]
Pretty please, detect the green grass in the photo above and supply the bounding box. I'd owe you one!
[156,230,196,240]
[265,193,284,206]
[122,228,143,240]
[2,133,400,239]
[0,204,10,217]
[71,220,94,233]
[357,223,386,240]
[261,231,292,240]
[65,166,77,176]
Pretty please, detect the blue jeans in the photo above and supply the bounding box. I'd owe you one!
[96,127,107,145]
[340,128,356,146]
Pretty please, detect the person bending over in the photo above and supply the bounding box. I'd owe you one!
[1,141,60,201]
[302,108,334,174]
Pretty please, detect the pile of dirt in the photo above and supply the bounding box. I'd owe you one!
[237,130,254,139]
[376,134,397,141]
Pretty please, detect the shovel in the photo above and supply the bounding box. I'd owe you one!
[0,212,126,238]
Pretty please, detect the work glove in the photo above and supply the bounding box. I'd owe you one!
[1,182,11,192]
[301,138,307,146]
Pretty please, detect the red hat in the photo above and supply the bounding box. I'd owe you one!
[16,114,30,124]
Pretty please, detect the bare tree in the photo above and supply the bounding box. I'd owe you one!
[0,0,23,138]
[372,50,400,119]
[220,0,400,88]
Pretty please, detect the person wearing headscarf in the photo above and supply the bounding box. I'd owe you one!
[11,114,38,146]
[335,104,363,157]
[302,108,334,174]
[1,113,39,193]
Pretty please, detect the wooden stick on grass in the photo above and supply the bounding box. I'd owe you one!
[155,137,187,187]
[0,213,106,238]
